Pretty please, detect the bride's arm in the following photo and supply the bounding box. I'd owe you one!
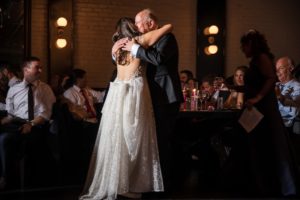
[136,24,173,48]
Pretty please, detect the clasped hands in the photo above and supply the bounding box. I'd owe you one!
[112,37,136,57]
[274,85,293,103]
[0,117,32,134]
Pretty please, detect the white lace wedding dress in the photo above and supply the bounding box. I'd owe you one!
[79,66,164,200]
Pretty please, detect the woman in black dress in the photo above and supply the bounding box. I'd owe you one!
[240,29,297,197]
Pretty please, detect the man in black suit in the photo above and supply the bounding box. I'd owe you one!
[120,8,184,191]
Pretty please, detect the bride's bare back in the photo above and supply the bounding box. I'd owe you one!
[116,56,141,81]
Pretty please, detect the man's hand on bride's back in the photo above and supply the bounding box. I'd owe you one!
[112,38,128,57]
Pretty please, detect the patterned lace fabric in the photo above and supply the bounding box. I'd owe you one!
[115,65,143,82]
[79,66,164,200]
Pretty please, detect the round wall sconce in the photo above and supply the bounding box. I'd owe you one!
[203,25,219,35]
[56,17,68,27]
[204,45,218,55]
[56,38,67,48]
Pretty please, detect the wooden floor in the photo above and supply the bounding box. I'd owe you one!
[0,159,295,200]
[1,125,299,199]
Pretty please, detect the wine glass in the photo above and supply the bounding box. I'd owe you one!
[199,90,209,110]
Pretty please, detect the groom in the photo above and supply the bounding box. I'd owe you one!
[121,8,184,191]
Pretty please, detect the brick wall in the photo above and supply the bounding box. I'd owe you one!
[31,0,197,86]
[31,0,48,81]
[31,0,300,85]
[73,0,197,87]
[226,0,300,76]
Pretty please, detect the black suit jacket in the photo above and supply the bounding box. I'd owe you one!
[136,33,184,106]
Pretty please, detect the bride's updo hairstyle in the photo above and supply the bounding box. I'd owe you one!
[112,17,140,65]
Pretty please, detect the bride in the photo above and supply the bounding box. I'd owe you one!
[79,17,172,200]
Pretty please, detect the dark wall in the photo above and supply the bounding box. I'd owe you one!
[196,0,226,81]
[0,0,31,68]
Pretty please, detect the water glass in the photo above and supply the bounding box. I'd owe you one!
[217,97,223,110]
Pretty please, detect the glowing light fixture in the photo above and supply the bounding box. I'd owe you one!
[204,45,218,55]
[56,38,67,48]
[203,25,219,35]
[208,25,219,34]
[56,17,68,27]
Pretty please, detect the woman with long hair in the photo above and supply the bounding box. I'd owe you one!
[241,29,297,197]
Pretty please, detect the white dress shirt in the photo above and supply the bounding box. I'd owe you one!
[63,85,105,115]
[0,76,22,111]
[8,76,21,87]
[6,79,56,121]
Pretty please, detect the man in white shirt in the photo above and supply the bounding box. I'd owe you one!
[63,68,105,177]
[0,57,56,190]
[63,68,105,123]
[275,56,300,130]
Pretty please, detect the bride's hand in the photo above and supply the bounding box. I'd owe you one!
[122,38,136,52]
[112,38,128,56]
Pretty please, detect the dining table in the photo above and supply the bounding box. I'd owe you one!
[178,108,241,120]
[172,108,243,172]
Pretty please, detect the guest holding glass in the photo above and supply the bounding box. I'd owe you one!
[201,74,228,109]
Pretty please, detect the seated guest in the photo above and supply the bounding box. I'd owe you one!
[224,66,248,109]
[180,69,197,89]
[275,56,300,130]
[49,74,70,97]
[0,64,21,111]
[63,69,105,178]
[213,76,228,91]
[0,56,56,190]
[201,74,215,106]
[63,68,105,123]
[202,74,216,96]
[0,64,21,88]
[202,74,228,105]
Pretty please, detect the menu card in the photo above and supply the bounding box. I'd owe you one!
[238,106,264,133]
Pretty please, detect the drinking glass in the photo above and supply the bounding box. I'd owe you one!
[200,90,209,110]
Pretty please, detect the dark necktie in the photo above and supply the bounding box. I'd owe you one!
[80,89,96,118]
[28,83,34,121]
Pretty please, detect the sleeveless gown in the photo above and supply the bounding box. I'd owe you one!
[79,66,164,200]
